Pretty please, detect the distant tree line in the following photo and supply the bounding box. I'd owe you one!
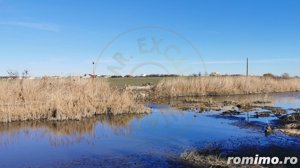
[110,74,180,78]
[4,69,30,79]
[263,73,290,79]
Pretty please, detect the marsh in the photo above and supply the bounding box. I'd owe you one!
[0,93,299,168]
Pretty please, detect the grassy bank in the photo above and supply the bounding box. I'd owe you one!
[108,77,163,88]
[0,77,149,123]
[155,76,300,97]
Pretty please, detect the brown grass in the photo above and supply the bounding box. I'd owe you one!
[155,76,300,97]
[0,77,149,122]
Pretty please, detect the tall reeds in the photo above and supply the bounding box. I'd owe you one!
[155,76,300,97]
[0,77,149,122]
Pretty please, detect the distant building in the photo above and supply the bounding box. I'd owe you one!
[209,72,221,76]
[124,75,133,78]
[83,74,98,78]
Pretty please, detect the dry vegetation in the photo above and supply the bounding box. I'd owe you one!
[1,76,299,123]
[156,76,300,97]
[181,145,263,168]
[0,77,149,123]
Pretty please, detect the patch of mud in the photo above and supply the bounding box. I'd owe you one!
[222,109,241,115]
[280,113,300,122]
[159,94,276,113]
[278,113,300,136]
[280,123,300,136]
[261,106,287,116]
[252,111,272,118]
[217,106,300,137]
[212,107,300,137]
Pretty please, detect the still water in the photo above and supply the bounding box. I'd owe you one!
[0,93,300,168]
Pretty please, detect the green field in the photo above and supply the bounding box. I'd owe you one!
[108,77,164,87]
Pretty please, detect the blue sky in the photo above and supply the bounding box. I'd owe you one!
[0,0,299,76]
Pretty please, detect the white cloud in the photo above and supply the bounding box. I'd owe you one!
[0,21,61,32]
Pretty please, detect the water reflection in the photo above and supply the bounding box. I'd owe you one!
[0,114,147,146]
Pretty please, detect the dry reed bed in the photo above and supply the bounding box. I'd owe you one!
[0,78,149,123]
[156,76,300,97]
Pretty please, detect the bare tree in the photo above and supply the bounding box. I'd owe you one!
[22,69,30,78]
[7,70,19,79]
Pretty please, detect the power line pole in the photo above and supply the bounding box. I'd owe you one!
[246,58,249,76]
[92,62,95,77]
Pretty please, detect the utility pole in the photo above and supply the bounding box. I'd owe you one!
[246,58,249,76]
[92,62,96,78]
[246,58,250,97]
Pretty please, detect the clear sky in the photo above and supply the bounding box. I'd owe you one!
[0,0,299,76]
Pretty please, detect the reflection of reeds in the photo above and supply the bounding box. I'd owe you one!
[47,119,97,146]
[156,76,300,97]
[0,77,149,122]
[0,113,147,146]
[47,119,97,136]
[98,114,144,128]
